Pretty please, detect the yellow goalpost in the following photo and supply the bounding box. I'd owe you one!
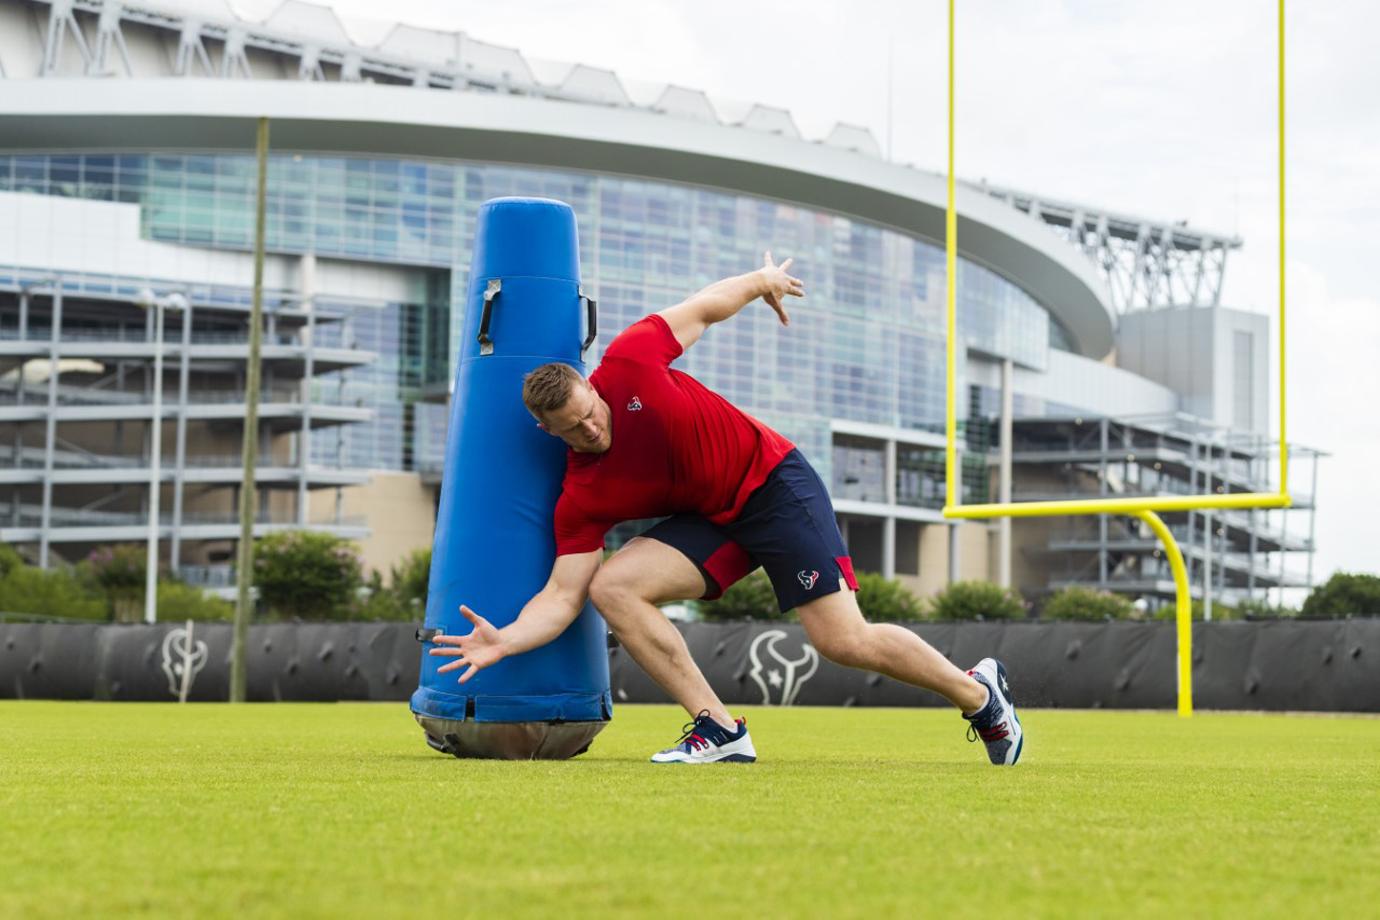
[942,0,1292,716]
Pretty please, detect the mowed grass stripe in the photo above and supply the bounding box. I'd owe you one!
[2,702,1377,918]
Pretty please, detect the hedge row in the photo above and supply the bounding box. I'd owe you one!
[6,536,1376,623]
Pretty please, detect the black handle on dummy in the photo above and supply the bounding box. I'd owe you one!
[581,288,597,357]
[477,278,501,356]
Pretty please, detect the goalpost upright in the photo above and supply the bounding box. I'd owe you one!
[941,0,1292,716]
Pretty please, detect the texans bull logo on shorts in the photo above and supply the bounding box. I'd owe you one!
[797,569,820,590]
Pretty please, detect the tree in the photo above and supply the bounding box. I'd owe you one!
[1301,572,1380,618]
[1040,586,1133,621]
[253,531,363,620]
[929,581,1026,621]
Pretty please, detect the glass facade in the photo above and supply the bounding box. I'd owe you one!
[1,153,1056,485]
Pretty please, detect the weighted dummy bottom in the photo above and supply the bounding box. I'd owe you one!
[415,714,606,761]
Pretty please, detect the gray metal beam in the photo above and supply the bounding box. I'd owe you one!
[170,299,191,572]
[297,256,315,527]
[38,286,61,567]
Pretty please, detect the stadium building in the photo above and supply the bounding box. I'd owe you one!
[0,0,1321,607]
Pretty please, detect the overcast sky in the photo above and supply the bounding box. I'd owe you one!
[234,0,1378,585]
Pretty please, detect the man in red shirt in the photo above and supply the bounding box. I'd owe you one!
[431,254,1023,766]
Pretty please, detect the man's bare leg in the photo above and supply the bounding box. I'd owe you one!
[589,537,736,727]
[796,582,988,714]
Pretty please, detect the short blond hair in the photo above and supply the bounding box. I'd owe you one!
[522,363,586,416]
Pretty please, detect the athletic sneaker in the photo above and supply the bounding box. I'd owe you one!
[650,710,757,764]
[964,658,1024,766]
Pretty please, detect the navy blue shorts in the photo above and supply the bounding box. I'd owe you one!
[643,449,859,613]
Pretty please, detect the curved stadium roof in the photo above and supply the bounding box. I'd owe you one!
[0,0,1119,357]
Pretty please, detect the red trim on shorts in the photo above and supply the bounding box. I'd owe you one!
[835,556,859,591]
[701,541,754,600]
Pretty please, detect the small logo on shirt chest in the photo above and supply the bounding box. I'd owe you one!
[627,396,643,411]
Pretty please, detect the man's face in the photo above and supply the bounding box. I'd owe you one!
[537,381,612,454]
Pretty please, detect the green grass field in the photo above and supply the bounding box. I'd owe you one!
[3,702,1378,918]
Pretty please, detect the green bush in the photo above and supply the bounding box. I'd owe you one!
[1300,572,1380,618]
[355,570,412,621]
[88,544,148,622]
[929,580,1026,621]
[700,569,926,622]
[253,531,363,620]
[854,571,925,622]
[156,579,233,621]
[0,550,230,623]
[389,547,431,616]
[1041,587,1134,621]
[1151,599,1240,622]
[699,570,788,621]
[1236,597,1298,619]
[0,565,107,620]
[0,543,24,578]
[87,544,146,592]
[1196,599,1242,620]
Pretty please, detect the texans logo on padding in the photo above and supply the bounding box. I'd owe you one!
[747,629,820,706]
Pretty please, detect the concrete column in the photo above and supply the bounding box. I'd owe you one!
[297,257,316,526]
[1277,492,1289,608]
[882,438,896,579]
[170,301,192,572]
[1247,508,1258,597]
[38,287,62,568]
[12,291,26,515]
[114,362,125,454]
[1098,417,1109,586]
[997,359,1013,588]
[1203,445,1213,622]
[1186,436,1198,584]
[947,523,960,585]
[144,301,166,625]
[882,517,896,580]
[1306,453,1319,590]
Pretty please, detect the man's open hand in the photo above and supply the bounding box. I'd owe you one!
[429,605,505,684]
[760,251,804,325]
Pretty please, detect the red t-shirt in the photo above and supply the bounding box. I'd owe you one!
[553,314,795,555]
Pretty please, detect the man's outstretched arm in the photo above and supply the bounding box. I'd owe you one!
[657,251,804,351]
[429,549,601,683]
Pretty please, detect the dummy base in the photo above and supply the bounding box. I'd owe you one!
[415,714,608,760]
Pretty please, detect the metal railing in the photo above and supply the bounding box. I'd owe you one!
[0,383,363,408]
[1,502,366,529]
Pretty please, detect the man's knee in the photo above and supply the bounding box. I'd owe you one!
[588,569,634,617]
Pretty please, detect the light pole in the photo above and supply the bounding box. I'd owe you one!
[137,288,188,625]
[231,116,270,702]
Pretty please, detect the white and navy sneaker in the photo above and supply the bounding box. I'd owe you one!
[650,710,757,764]
[964,658,1024,766]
